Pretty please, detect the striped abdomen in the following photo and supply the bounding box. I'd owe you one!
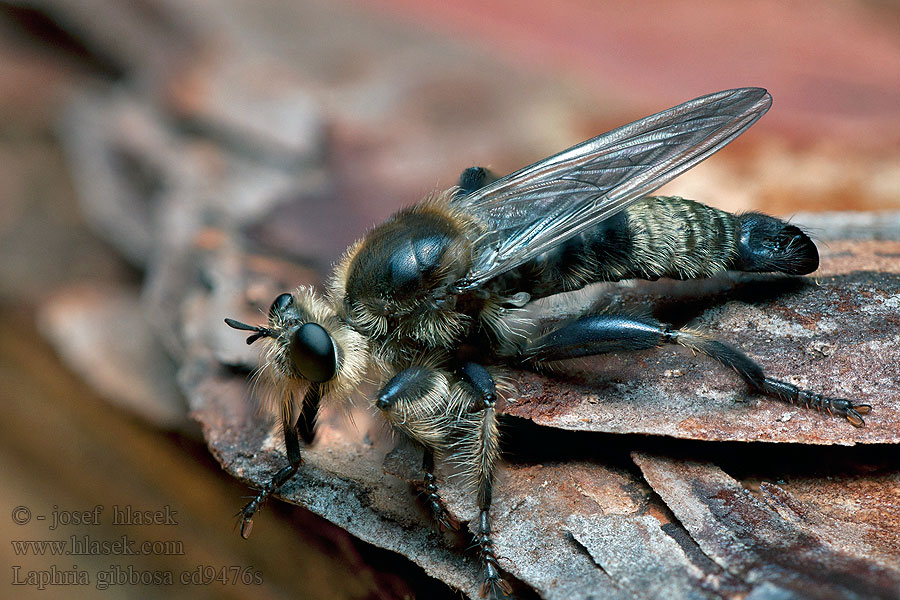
[489,196,818,300]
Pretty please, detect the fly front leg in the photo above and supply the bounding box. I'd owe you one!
[240,384,321,538]
[239,414,299,538]
[239,396,303,538]
[524,314,871,426]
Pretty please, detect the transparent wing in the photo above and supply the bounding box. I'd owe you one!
[453,87,772,291]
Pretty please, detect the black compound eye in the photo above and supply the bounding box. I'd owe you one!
[269,293,294,318]
[290,323,337,383]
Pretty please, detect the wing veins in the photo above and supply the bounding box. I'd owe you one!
[452,88,772,290]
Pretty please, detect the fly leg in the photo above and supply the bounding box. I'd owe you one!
[378,363,512,596]
[524,314,871,427]
[456,362,512,599]
[673,329,872,426]
[377,367,457,530]
[422,448,459,531]
[239,384,320,538]
[455,166,498,197]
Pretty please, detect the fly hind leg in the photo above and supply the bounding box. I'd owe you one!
[673,329,871,426]
[524,314,871,426]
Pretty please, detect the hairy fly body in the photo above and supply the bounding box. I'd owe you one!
[225,88,871,598]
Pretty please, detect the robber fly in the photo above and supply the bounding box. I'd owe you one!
[226,88,871,598]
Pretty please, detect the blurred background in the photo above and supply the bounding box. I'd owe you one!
[1,1,898,599]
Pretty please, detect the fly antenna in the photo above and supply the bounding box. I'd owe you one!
[225,318,274,345]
